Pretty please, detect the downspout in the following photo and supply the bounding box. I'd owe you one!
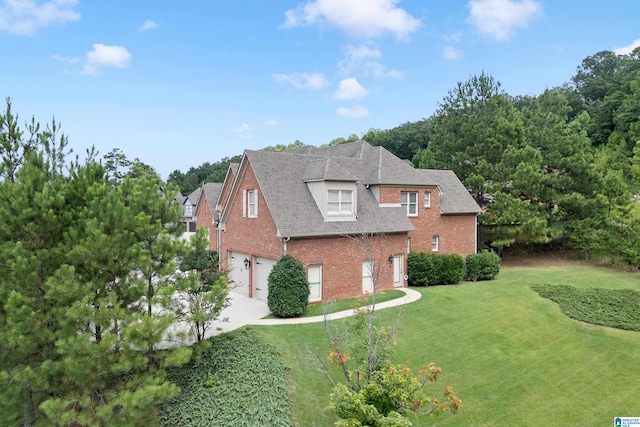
[282,236,290,254]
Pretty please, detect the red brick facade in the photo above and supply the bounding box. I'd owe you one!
[194,192,215,246]
[378,185,476,256]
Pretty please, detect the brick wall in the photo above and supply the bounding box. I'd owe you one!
[378,185,477,256]
[194,192,216,250]
[287,233,408,302]
[221,162,284,268]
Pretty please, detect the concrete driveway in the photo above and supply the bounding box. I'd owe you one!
[214,291,271,335]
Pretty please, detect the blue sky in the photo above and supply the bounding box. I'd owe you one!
[2,0,639,179]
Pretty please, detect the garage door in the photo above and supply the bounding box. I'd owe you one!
[228,252,250,296]
[254,257,277,301]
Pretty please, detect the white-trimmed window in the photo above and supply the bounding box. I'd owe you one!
[432,236,439,252]
[362,260,374,293]
[248,189,258,218]
[184,203,193,217]
[400,192,418,216]
[424,191,431,208]
[242,189,258,218]
[328,190,353,214]
[308,264,322,302]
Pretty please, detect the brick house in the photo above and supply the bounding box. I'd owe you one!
[193,182,223,244]
[205,141,480,303]
[175,187,201,238]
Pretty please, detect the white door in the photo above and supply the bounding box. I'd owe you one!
[254,257,276,301]
[362,260,374,293]
[228,252,250,296]
[393,255,403,288]
[308,265,322,302]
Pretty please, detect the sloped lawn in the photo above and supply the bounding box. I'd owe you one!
[254,265,640,426]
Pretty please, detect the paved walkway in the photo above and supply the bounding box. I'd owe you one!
[220,288,422,329]
[164,288,422,346]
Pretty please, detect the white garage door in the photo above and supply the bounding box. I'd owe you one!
[228,252,250,296]
[254,257,277,301]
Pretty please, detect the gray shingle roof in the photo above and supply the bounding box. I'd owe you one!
[201,182,223,222]
[228,141,479,238]
[418,169,482,214]
[246,148,415,238]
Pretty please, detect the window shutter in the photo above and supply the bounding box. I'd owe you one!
[242,190,247,217]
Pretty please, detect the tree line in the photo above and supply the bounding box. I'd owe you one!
[171,48,640,263]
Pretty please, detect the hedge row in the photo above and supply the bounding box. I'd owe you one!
[408,251,500,286]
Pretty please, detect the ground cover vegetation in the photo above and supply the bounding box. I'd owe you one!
[532,284,640,331]
[160,328,291,427]
[255,263,640,426]
[0,99,228,425]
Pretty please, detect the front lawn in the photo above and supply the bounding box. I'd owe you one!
[254,265,640,426]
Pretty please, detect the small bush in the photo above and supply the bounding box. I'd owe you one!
[443,254,464,284]
[408,252,463,286]
[408,252,429,286]
[267,254,310,318]
[465,252,501,281]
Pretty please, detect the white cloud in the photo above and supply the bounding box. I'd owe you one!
[336,105,369,118]
[282,0,421,40]
[337,44,403,79]
[614,39,640,55]
[444,31,463,43]
[363,62,404,79]
[273,72,329,90]
[232,123,252,139]
[0,0,81,36]
[82,44,132,75]
[442,46,463,60]
[139,20,158,31]
[467,0,542,41]
[264,119,278,126]
[332,77,368,100]
[52,53,80,64]
[337,44,381,74]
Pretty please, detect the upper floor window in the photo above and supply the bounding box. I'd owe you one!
[400,192,418,216]
[184,204,193,217]
[248,189,258,218]
[328,190,353,214]
[243,189,258,218]
[424,191,431,208]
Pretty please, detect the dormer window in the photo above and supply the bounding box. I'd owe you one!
[328,189,353,214]
[184,204,193,217]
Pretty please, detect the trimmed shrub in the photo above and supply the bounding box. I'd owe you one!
[408,252,463,286]
[267,254,310,318]
[465,252,501,281]
[443,254,464,284]
[408,252,429,286]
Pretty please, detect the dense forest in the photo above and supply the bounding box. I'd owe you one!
[170,48,640,263]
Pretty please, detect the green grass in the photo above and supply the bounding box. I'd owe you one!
[263,289,406,319]
[253,265,640,426]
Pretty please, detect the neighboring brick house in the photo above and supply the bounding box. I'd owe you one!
[175,188,201,238]
[208,141,480,303]
[193,182,223,245]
